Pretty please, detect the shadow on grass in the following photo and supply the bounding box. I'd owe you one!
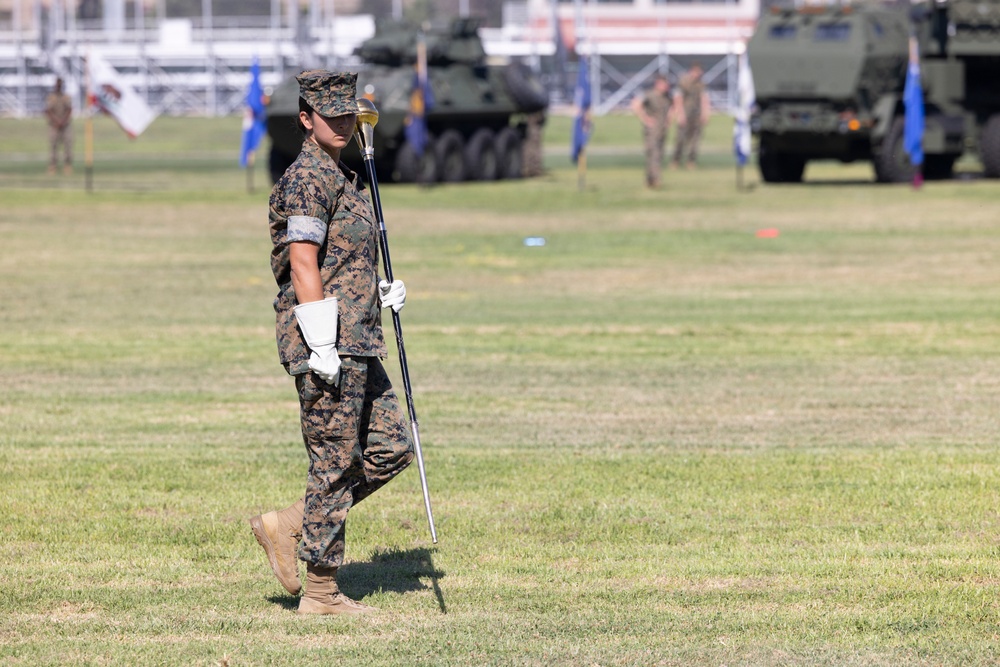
[340,547,446,613]
[265,594,300,612]
[264,548,446,613]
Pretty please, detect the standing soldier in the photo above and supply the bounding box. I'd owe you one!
[44,77,73,176]
[630,74,673,189]
[671,62,711,170]
[521,110,547,177]
[250,70,414,616]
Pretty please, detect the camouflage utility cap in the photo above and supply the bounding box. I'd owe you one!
[296,70,360,118]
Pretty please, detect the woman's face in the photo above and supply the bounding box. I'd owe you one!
[301,110,357,158]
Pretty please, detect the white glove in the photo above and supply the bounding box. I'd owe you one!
[293,297,341,384]
[378,279,406,312]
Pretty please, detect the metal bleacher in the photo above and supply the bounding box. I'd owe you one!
[0,0,758,119]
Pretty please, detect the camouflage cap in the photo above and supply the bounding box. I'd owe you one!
[296,70,360,118]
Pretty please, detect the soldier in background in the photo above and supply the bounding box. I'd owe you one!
[521,110,546,177]
[44,77,73,176]
[630,74,673,189]
[671,62,711,170]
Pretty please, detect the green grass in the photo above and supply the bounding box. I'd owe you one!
[2,111,1000,665]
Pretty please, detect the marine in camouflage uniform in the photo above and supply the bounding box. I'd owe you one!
[521,110,546,177]
[631,74,672,188]
[44,77,73,175]
[671,63,710,169]
[250,70,413,616]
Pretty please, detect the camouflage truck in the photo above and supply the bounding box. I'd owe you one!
[925,0,1000,177]
[266,16,549,184]
[747,0,1000,183]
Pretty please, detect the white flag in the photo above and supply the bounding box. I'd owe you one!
[733,51,756,167]
[87,52,157,138]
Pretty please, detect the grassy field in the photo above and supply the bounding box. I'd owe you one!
[2,110,1000,666]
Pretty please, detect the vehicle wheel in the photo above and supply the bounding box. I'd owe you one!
[873,117,916,183]
[758,137,805,183]
[494,126,523,179]
[758,141,782,183]
[435,130,466,183]
[503,61,549,113]
[463,128,498,181]
[782,156,806,182]
[393,138,439,184]
[980,114,1000,178]
[269,146,296,184]
[922,153,958,180]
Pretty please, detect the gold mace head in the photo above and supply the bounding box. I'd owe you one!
[353,98,379,157]
[356,97,379,128]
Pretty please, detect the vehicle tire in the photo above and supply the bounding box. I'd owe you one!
[980,114,1000,178]
[758,137,805,183]
[782,156,806,182]
[922,153,958,180]
[416,147,441,184]
[494,126,523,180]
[758,141,782,183]
[873,117,916,183]
[435,129,466,183]
[463,128,498,181]
[269,146,296,184]
[503,61,549,113]
[393,138,439,184]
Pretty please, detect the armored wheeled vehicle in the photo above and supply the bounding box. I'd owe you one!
[266,17,549,184]
[747,0,1000,183]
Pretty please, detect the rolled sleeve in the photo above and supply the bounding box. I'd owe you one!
[287,215,327,245]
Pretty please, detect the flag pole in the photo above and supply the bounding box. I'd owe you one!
[240,57,266,190]
[83,51,94,193]
[85,114,94,193]
[246,151,255,194]
[733,48,756,193]
[579,0,590,192]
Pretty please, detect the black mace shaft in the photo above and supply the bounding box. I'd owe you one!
[354,102,438,544]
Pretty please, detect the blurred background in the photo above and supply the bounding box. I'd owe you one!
[0,0,756,118]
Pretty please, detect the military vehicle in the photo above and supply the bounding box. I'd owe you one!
[747,0,1000,183]
[266,17,549,184]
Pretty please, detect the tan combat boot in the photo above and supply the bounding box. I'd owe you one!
[249,499,304,595]
[297,564,375,615]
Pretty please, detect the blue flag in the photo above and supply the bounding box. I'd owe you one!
[240,58,266,167]
[405,35,434,157]
[903,38,924,169]
[571,57,591,164]
[404,71,434,157]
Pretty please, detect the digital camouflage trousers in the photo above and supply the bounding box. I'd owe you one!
[643,128,668,186]
[672,121,704,166]
[295,356,413,569]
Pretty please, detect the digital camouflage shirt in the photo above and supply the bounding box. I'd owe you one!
[268,140,386,374]
[44,92,72,128]
[641,88,672,140]
[678,76,706,126]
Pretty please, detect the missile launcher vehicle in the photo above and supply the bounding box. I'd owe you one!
[747,0,1000,182]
